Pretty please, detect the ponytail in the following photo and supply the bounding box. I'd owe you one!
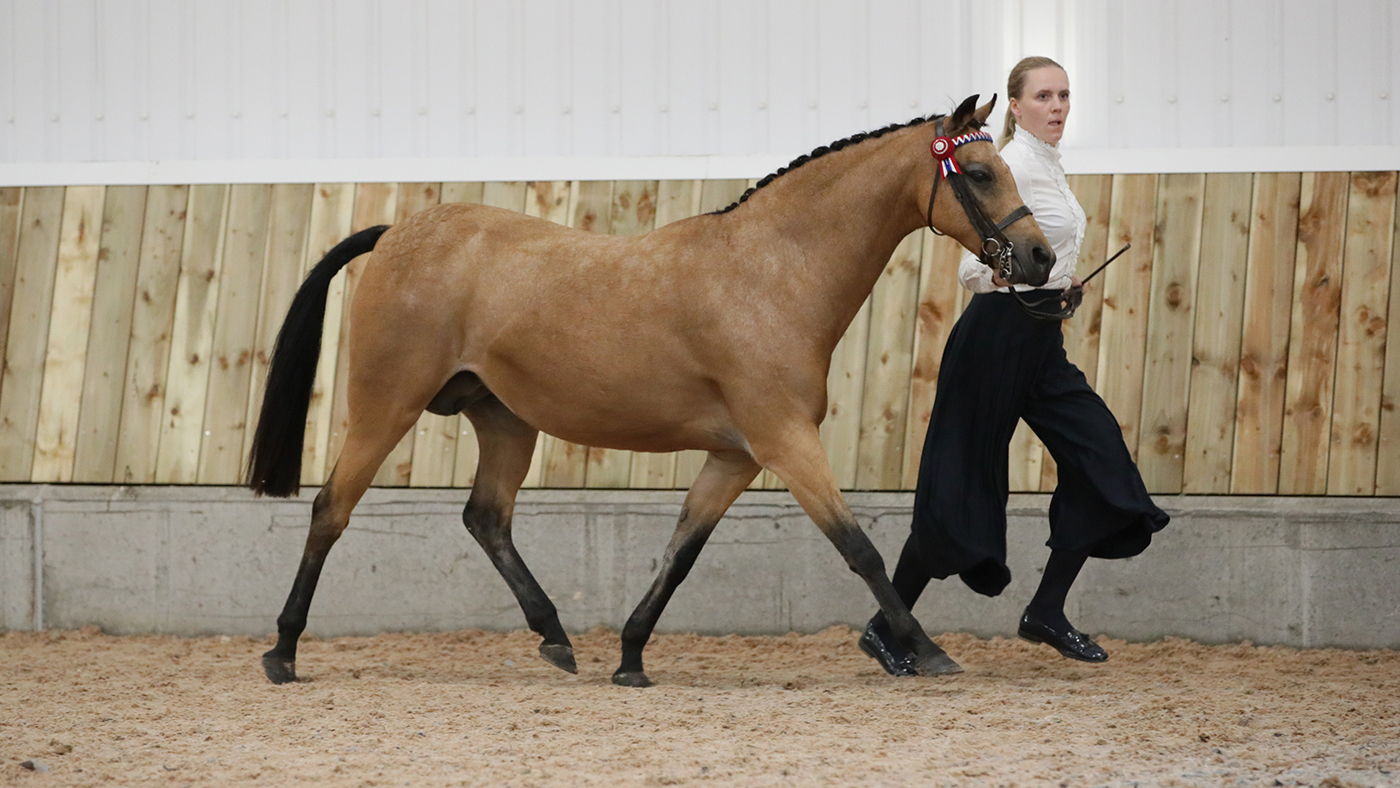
[999,109,1018,149]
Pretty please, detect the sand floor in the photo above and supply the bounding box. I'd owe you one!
[3,626,1398,787]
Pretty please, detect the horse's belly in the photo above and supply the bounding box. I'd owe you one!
[485,371,738,455]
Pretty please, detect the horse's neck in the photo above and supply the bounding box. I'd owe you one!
[736,134,928,347]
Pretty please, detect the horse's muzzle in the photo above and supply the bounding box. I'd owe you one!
[1010,240,1055,287]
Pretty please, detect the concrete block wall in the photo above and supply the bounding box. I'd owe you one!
[0,485,1396,649]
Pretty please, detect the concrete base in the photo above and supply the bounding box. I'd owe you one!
[1,485,1397,648]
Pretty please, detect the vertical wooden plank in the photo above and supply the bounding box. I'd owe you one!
[0,187,66,480]
[156,185,230,484]
[0,188,23,370]
[540,180,609,489]
[854,231,922,489]
[1137,173,1205,493]
[1062,175,1116,381]
[114,185,190,484]
[1277,172,1350,494]
[31,186,106,482]
[1231,173,1302,494]
[653,179,701,229]
[196,184,272,484]
[242,183,315,473]
[628,179,699,489]
[443,182,488,489]
[442,183,487,205]
[606,180,658,237]
[299,183,356,488]
[1040,174,1114,491]
[326,184,399,478]
[1326,171,1396,494]
[586,180,658,489]
[675,180,748,488]
[1182,173,1254,493]
[1376,182,1400,494]
[1095,174,1159,460]
[73,186,148,482]
[370,183,441,487]
[900,232,966,489]
[821,299,872,490]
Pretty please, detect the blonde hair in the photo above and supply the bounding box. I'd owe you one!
[1000,56,1066,147]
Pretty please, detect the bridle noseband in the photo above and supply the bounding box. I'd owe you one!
[924,119,1034,285]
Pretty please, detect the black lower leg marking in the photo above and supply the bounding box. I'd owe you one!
[613,519,713,688]
[829,522,961,676]
[262,552,327,684]
[463,500,576,673]
[263,491,342,684]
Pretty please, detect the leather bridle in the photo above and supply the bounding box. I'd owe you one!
[924,118,1094,321]
[924,118,1034,284]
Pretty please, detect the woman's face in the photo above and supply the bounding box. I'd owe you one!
[1010,66,1070,145]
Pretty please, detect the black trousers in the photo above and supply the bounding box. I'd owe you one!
[904,291,1169,597]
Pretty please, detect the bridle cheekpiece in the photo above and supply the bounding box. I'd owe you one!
[924,119,1033,285]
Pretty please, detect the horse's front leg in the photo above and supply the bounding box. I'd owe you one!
[613,449,761,687]
[758,424,962,677]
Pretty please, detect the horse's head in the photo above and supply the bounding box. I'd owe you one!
[925,94,1055,287]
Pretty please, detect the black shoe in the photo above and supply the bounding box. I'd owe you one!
[858,620,919,677]
[1017,611,1108,663]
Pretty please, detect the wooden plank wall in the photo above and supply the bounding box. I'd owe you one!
[0,174,1397,496]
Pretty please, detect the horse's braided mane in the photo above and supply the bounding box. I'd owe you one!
[711,111,955,215]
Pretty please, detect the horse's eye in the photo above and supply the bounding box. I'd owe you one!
[969,168,993,184]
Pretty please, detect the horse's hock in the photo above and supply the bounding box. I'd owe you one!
[2,484,1396,649]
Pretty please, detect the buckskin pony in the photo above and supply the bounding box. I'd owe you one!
[247,94,1054,687]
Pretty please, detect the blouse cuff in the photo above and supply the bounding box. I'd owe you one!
[959,256,1002,293]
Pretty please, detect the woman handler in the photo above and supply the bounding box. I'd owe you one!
[860,56,1169,674]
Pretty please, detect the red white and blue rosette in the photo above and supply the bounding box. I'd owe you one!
[930,130,994,177]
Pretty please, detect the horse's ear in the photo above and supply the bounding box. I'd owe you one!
[973,94,997,127]
[949,94,981,132]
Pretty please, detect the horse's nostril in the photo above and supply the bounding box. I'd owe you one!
[1032,244,1054,266]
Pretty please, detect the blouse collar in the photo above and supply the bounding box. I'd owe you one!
[1014,125,1061,165]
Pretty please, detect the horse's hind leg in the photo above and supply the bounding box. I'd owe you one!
[262,409,421,684]
[613,450,761,687]
[461,395,576,673]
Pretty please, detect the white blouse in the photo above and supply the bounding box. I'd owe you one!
[958,126,1086,293]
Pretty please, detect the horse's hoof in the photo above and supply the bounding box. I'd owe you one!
[539,643,578,674]
[611,670,653,688]
[915,650,963,677]
[262,651,298,684]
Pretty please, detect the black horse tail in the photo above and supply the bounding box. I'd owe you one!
[246,225,391,497]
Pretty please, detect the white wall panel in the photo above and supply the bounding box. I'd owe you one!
[0,0,1396,172]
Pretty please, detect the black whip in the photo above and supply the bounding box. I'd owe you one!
[1010,242,1132,321]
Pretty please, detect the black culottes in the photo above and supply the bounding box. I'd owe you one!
[909,291,1169,597]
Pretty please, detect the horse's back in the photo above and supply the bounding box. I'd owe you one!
[346,201,733,444]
